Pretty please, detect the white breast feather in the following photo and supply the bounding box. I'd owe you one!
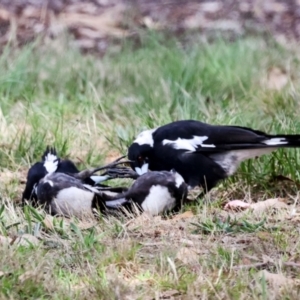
[141,185,176,216]
[51,187,94,217]
[162,135,215,151]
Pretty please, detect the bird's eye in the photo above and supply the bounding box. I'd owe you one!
[138,156,143,161]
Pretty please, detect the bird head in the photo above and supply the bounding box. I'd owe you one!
[128,143,152,175]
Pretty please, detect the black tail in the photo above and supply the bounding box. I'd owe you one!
[262,134,300,148]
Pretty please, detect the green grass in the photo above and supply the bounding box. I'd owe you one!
[1,33,300,298]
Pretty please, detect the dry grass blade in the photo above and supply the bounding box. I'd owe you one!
[256,270,300,289]
[232,262,269,270]
[251,198,289,212]
[224,198,290,214]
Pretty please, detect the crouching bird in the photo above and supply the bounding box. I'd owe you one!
[36,172,126,218]
[22,146,116,204]
[104,170,188,216]
[128,120,300,193]
[32,158,130,218]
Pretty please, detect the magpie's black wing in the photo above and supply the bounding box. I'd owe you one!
[153,120,300,153]
[57,159,79,173]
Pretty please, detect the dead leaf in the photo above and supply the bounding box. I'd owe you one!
[224,200,251,211]
[0,271,12,278]
[0,8,10,21]
[172,211,194,221]
[0,235,12,246]
[142,17,163,30]
[59,6,129,38]
[159,289,181,299]
[180,238,194,246]
[126,213,157,231]
[76,220,97,230]
[265,67,289,91]
[56,217,96,230]
[176,247,198,264]
[224,198,289,214]
[256,231,271,240]
[18,271,36,283]
[251,198,289,213]
[13,234,39,247]
[256,270,300,290]
[43,215,55,230]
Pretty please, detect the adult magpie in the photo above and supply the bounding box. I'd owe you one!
[22,146,123,204]
[36,172,127,218]
[128,120,300,192]
[104,169,188,216]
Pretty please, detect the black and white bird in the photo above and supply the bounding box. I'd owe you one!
[128,120,300,193]
[35,172,127,218]
[104,170,188,216]
[22,146,118,204]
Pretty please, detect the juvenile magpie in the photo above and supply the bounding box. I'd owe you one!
[22,146,123,204]
[104,170,188,216]
[128,120,300,192]
[36,172,127,218]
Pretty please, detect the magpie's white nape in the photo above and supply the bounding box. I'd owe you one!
[105,170,188,216]
[128,120,300,193]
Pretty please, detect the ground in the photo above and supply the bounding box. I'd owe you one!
[1,0,300,54]
[1,28,300,299]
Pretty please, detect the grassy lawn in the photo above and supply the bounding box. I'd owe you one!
[1,34,300,299]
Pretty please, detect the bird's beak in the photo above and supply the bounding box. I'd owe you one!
[135,163,149,175]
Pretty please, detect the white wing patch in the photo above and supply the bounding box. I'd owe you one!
[43,153,59,174]
[134,128,157,147]
[262,138,288,146]
[162,135,215,151]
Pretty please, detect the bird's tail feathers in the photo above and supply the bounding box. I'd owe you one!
[263,134,300,147]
